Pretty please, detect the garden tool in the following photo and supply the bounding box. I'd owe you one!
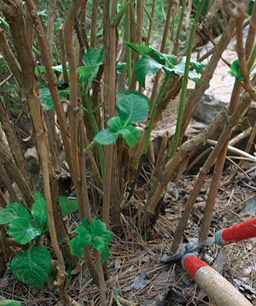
[161,217,256,264]
[161,217,256,306]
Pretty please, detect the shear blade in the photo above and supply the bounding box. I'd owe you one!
[160,252,183,264]
[160,238,215,265]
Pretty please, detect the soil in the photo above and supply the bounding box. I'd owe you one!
[1,172,255,305]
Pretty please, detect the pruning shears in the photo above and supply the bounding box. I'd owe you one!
[160,217,256,306]
[161,217,256,264]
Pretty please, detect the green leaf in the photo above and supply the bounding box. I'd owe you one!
[59,88,70,98]
[190,58,207,74]
[90,219,112,264]
[168,58,187,75]
[229,59,244,81]
[0,203,41,244]
[39,84,69,111]
[107,116,124,131]
[128,43,203,85]
[0,300,22,306]
[135,56,163,87]
[82,48,104,66]
[78,48,104,83]
[0,203,28,224]
[126,42,166,65]
[117,62,126,74]
[94,129,118,145]
[31,193,47,230]
[35,65,46,76]
[126,42,152,56]
[119,125,142,147]
[94,90,148,147]
[95,117,143,147]
[164,57,201,83]
[117,90,150,123]
[40,86,54,110]
[165,54,177,67]
[70,219,112,263]
[8,219,41,245]
[127,42,177,66]
[187,70,200,83]
[59,196,79,217]
[193,0,209,15]
[77,65,101,82]
[11,246,51,288]
[248,0,256,15]
[69,219,92,257]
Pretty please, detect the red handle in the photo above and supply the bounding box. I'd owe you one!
[182,254,208,279]
[215,217,256,246]
[182,254,253,306]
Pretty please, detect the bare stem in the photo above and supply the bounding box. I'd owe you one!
[146,0,156,45]
[0,100,33,191]
[91,0,99,48]
[102,0,118,225]
[171,89,254,253]
[168,0,206,158]
[180,20,234,138]
[64,0,82,182]
[25,0,72,171]
[199,2,256,241]
[172,0,186,55]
